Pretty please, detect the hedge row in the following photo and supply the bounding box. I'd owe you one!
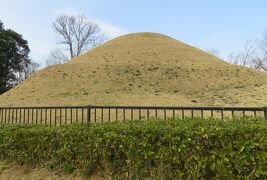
[0,117,267,178]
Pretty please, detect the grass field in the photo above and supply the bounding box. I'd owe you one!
[0,32,266,107]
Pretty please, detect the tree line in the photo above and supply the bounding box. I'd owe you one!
[206,32,267,71]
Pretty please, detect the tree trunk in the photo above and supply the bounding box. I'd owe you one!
[69,43,74,59]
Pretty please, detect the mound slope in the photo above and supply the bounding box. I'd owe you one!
[0,32,266,107]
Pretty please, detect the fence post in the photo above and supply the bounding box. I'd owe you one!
[87,105,91,125]
[263,107,267,120]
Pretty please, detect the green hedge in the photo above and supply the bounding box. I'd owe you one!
[0,117,267,178]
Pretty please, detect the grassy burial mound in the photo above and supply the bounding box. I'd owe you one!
[0,32,267,107]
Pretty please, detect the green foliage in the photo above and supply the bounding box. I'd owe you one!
[0,20,30,94]
[0,117,267,178]
[0,21,3,30]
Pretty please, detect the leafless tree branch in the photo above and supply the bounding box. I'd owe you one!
[15,61,40,84]
[253,30,267,71]
[46,48,69,65]
[52,14,107,59]
[228,39,259,67]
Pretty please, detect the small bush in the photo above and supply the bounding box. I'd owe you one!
[0,117,267,178]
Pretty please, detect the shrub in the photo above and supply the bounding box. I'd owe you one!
[0,117,267,178]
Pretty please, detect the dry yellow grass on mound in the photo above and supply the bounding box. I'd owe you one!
[0,32,266,107]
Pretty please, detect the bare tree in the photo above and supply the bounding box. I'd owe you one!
[252,30,267,71]
[226,30,267,72]
[228,39,258,66]
[16,61,40,84]
[260,30,267,56]
[52,14,106,59]
[206,48,220,57]
[46,48,69,65]
[252,58,267,71]
[228,52,244,65]
[91,34,108,48]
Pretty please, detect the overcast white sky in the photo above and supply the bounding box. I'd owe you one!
[1,0,267,66]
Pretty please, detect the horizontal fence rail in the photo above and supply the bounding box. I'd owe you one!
[0,105,266,126]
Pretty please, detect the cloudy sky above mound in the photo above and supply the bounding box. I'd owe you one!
[0,0,266,66]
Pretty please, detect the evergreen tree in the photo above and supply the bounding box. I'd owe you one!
[0,20,31,94]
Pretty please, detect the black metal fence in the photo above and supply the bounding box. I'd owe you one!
[0,105,266,126]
